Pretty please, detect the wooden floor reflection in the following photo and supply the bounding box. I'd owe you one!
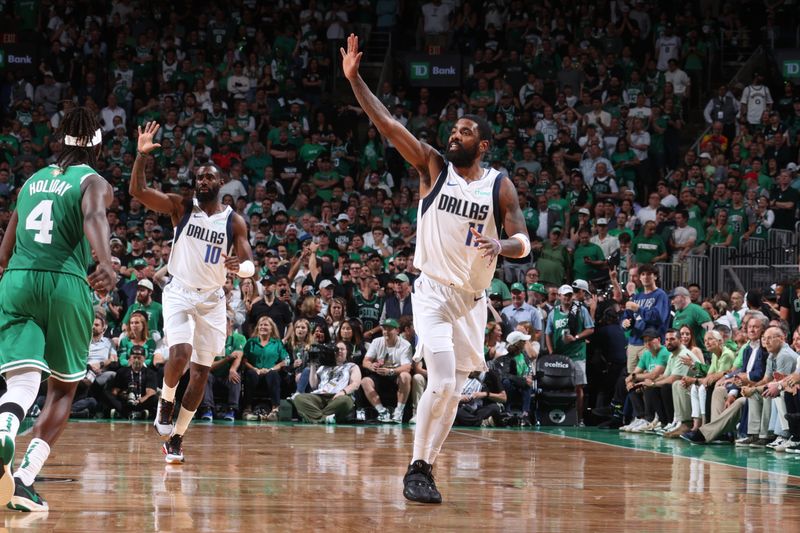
[5,422,800,531]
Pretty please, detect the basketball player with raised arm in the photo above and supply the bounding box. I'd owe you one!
[0,107,116,511]
[342,35,530,504]
[130,122,254,463]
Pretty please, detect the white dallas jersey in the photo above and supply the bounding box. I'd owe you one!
[414,163,502,293]
[169,199,234,290]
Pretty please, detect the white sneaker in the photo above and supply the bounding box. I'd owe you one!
[324,414,336,424]
[661,420,679,433]
[631,420,656,433]
[643,421,663,433]
[377,410,392,423]
[624,419,647,432]
[391,406,404,424]
[153,399,175,437]
[620,418,642,432]
[767,437,787,451]
[777,438,799,452]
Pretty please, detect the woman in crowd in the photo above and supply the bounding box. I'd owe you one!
[682,330,736,435]
[679,325,705,363]
[242,316,289,422]
[118,311,158,368]
[326,297,348,339]
[337,319,367,366]
[484,322,506,361]
[284,318,315,395]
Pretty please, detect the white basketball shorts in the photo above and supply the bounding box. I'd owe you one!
[162,279,226,367]
[412,272,488,373]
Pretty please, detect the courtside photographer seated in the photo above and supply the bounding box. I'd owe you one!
[293,342,362,424]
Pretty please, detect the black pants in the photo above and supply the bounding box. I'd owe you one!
[103,389,157,418]
[784,392,800,438]
[643,383,674,424]
[455,403,502,427]
[244,369,281,410]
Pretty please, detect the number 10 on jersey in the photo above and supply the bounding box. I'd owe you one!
[465,222,484,247]
[204,245,222,264]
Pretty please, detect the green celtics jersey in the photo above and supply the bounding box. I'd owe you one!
[353,290,383,332]
[727,205,750,246]
[7,164,95,280]
[550,306,587,360]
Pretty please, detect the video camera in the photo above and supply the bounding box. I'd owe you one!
[307,342,338,367]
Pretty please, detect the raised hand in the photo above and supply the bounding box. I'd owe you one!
[470,227,501,265]
[340,33,363,81]
[137,121,161,154]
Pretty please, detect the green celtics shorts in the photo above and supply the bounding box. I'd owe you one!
[0,270,93,382]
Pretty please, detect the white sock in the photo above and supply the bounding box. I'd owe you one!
[376,404,387,413]
[0,369,42,426]
[396,403,406,412]
[412,349,458,464]
[0,413,20,438]
[172,407,196,437]
[161,382,177,403]
[14,438,50,486]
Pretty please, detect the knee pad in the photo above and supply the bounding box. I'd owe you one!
[429,377,457,418]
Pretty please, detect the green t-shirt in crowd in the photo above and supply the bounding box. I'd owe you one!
[632,234,665,264]
[636,345,670,372]
[244,337,289,369]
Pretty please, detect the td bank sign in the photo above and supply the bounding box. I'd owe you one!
[406,54,461,87]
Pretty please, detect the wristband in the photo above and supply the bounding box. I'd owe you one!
[509,232,531,257]
[237,260,255,278]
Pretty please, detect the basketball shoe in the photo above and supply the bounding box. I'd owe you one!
[154,399,175,437]
[0,430,15,505]
[163,434,184,464]
[7,477,48,512]
[403,460,442,504]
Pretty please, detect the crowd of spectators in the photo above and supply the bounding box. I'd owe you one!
[0,1,799,430]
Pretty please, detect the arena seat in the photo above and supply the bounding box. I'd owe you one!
[535,354,578,426]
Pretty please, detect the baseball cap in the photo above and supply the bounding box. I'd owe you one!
[131,232,145,240]
[578,207,591,216]
[381,318,399,329]
[286,223,299,233]
[550,225,562,234]
[642,327,661,340]
[510,282,525,293]
[596,218,608,225]
[506,331,531,345]
[132,258,148,268]
[137,279,154,291]
[111,256,121,265]
[394,273,410,283]
[337,213,350,222]
[572,279,590,292]
[488,290,502,299]
[110,237,123,246]
[319,279,334,289]
[528,282,547,295]
[699,152,711,159]
[558,284,574,295]
[261,274,276,285]
[152,225,163,232]
[670,286,690,298]
[129,345,146,357]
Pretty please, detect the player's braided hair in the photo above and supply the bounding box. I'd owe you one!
[56,106,102,170]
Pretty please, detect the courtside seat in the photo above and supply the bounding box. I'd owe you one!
[536,354,578,426]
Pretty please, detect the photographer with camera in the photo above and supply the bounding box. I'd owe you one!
[293,342,362,423]
[105,345,158,419]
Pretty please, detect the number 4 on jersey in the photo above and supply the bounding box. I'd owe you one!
[465,222,484,247]
[25,199,54,244]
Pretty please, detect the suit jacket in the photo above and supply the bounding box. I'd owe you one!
[726,343,768,395]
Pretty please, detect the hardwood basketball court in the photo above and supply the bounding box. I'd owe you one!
[4,421,800,531]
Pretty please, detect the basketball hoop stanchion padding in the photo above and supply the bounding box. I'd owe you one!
[535,354,578,426]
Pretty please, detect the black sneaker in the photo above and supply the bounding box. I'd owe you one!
[679,430,706,444]
[162,434,184,464]
[403,460,442,504]
[7,477,48,512]
[154,399,175,437]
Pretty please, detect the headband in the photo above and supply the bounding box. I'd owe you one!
[64,128,102,147]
